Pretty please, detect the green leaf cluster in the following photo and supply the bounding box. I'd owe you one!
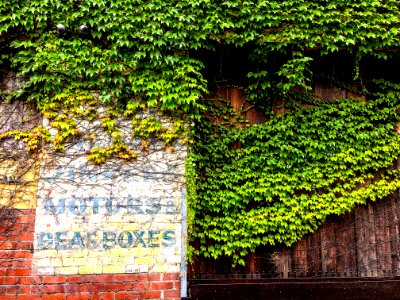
[2,0,400,264]
[188,90,400,263]
[2,0,400,109]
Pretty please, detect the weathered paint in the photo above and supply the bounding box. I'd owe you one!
[181,186,188,298]
[32,113,186,275]
[0,157,39,209]
[0,97,183,299]
[33,153,184,275]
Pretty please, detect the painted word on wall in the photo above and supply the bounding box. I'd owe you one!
[33,154,184,275]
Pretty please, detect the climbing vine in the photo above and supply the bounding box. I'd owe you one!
[188,86,400,263]
[2,0,400,263]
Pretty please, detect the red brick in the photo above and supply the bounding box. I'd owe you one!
[7,223,32,232]
[98,292,115,300]
[138,273,160,281]
[17,214,36,223]
[31,284,65,293]
[65,284,81,294]
[17,295,41,300]
[139,291,161,299]
[150,281,174,290]
[0,295,19,300]
[66,292,91,300]
[86,274,113,283]
[163,273,179,281]
[0,234,11,241]
[79,283,105,293]
[19,276,34,285]
[4,276,18,284]
[13,250,32,259]
[115,291,139,299]
[137,281,150,290]
[15,233,34,241]
[3,250,32,259]
[113,274,138,282]
[0,250,12,257]
[42,276,66,284]
[12,259,32,268]
[83,275,103,283]
[11,241,33,250]
[13,209,35,217]
[6,284,30,294]
[66,275,99,283]
[6,267,30,276]
[164,289,180,299]
[0,260,13,267]
[65,275,85,283]
[42,294,66,300]
[0,286,6,294]
[99,274,115,283]
[104,282,138,291]
[18,285,31,293]
[32,276,42,284]
[0,234,18,241]
[0,241,14,250]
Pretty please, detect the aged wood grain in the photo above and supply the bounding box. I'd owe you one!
[306,230,322,277]
[291,238,308,277]
[314,82,346,101]
[320,220,337,275]
[335,212,356,276]
[190,86,400,279]
[375,201,392,276]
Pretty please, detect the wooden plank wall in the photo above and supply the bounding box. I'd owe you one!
[274,195,400,278]
[190,194,400,279]
[189,84,400,279]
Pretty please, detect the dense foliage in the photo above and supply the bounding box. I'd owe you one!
[2,0,400,263]
[188,87,400,263]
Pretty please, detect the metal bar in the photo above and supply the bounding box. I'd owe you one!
[181,186,188,298]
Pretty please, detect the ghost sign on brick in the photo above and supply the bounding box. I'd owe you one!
[33,139,185,275]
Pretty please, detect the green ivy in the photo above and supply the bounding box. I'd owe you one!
[188,90,400,264]
[2,0,400,109]
[2,0,400,264]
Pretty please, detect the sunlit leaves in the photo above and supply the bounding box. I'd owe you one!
[2,0,400,264]
[189,93,400,264]
[2,1,400,111]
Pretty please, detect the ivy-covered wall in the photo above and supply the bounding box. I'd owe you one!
[187,83,400,267]
[0,101,185,299]
[2,0,400,266]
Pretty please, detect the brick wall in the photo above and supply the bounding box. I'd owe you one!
[0,102,186,299]
[1,209,181,299]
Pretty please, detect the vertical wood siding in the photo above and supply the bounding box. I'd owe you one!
[190,85,400,279]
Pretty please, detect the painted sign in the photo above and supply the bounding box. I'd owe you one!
[33,145,185,275]
[0,156,39,209]
[0,102,41,209]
